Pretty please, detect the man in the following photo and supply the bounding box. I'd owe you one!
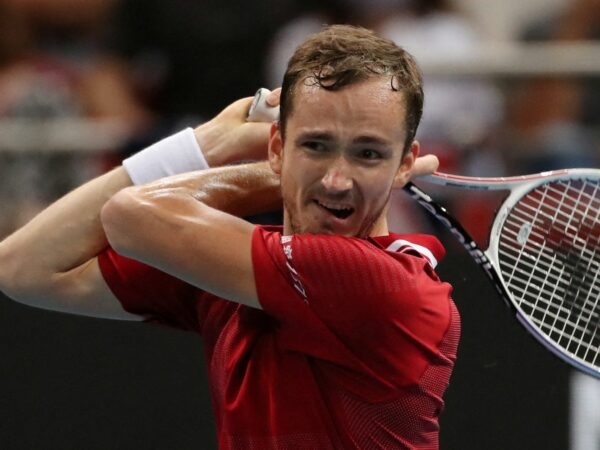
[0,25,459,449]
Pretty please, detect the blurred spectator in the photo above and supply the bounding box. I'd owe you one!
[0,0,139,236]
[377,0,505,176]
[506,0,600,173]
[0,0,143,124]
[265,0,392,88]
[0,0,304,236]
[0,1,80,120]
[100,0,298,132]
[380,0,505,240]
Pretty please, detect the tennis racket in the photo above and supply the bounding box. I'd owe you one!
[248,88,600,378]
[407,172,600,379]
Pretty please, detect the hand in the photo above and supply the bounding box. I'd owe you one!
[411,154,439,178]
[265,88,281,108]
[393,152,439,189]
[193,88,281,167]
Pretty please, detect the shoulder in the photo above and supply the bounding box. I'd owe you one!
[253,225,392,268]
[252,228,455,357]
[252,227,446,276]
[254,227,446,303]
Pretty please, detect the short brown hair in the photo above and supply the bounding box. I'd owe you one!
[280,24,424,153]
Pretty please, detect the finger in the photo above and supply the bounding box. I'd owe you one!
[217,96,255,121]
[266,88,281,107]
[411,155,439,177]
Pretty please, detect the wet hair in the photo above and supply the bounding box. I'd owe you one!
[280,24,424,153]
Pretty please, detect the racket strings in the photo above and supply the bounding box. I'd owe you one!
[497,178,600,367]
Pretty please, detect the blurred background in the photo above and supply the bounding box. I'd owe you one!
[0,0,599,448]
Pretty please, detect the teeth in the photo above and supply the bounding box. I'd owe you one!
[317,200,352,211]
[316,200,354,219]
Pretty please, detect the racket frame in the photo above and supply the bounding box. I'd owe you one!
[407,168,600,379]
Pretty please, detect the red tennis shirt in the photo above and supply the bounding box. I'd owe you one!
[98,225,460,449]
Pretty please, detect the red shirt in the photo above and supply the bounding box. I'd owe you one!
[98,226,460,450]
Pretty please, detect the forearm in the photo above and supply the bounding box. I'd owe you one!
[0,127,206,300]
[0,161,279,301]
[0,93,273,307]
[108,162,281,232]
[0,167,132,296]
[102,162,280,308]
[165,162,281,217]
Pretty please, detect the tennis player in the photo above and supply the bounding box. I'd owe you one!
[0,25,459,449]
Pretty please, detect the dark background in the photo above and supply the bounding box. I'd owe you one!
[0,228,572,450]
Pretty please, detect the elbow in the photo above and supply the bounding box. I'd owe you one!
[103,184,197,262]
[101,187,147,257]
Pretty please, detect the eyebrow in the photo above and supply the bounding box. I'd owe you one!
[353,135,393,147]
[295,131,331,142]
[295,131,393,146]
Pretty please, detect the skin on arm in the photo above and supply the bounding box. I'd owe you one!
[101,163,281,310]
[0,85,437,319]
[0,167,139,319]
[0,96,274,319]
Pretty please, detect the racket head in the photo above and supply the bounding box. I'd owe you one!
[485,168,600,378]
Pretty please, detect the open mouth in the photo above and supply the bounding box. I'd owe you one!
[314,200,354,220]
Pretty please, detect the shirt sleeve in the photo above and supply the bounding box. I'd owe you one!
[251,227,455,389]
[97,247,201,332]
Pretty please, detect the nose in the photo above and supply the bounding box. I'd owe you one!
[321,158,353,193]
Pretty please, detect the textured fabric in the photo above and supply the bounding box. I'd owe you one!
[122,127,208,185]
[98,225,460,449]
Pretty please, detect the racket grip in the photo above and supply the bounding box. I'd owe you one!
[247,88,280,122]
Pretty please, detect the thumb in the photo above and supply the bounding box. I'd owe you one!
[216,96,255,122]
[266,88,282,108]
[411,155,439,178]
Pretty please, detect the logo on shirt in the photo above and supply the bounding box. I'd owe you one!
[386,239,438,268]
[280,235,308,303]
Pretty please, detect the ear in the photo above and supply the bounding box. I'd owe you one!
[393,140,420,189]
[268,121,283,175]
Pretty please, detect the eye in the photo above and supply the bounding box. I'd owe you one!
[304,141,328,153]
[358,149,383,160]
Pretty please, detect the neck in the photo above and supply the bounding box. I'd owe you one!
[369,217,389,237]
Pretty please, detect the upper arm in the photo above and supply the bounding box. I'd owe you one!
[2,255,143,321]
[101,186,260,309]
[55,258,144,320]
[253,233,453,383]
[255,234,411,323]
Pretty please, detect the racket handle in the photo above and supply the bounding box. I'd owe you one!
[247,88,280,122]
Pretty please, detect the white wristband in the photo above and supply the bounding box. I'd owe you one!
[122,127,209,185]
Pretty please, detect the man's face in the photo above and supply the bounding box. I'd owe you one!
[269,77,417,238]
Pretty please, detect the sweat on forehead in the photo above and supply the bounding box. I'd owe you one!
[297,76,406,111]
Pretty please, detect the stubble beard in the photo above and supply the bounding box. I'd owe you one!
[282,193,388,238]
[279,170,393,237]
